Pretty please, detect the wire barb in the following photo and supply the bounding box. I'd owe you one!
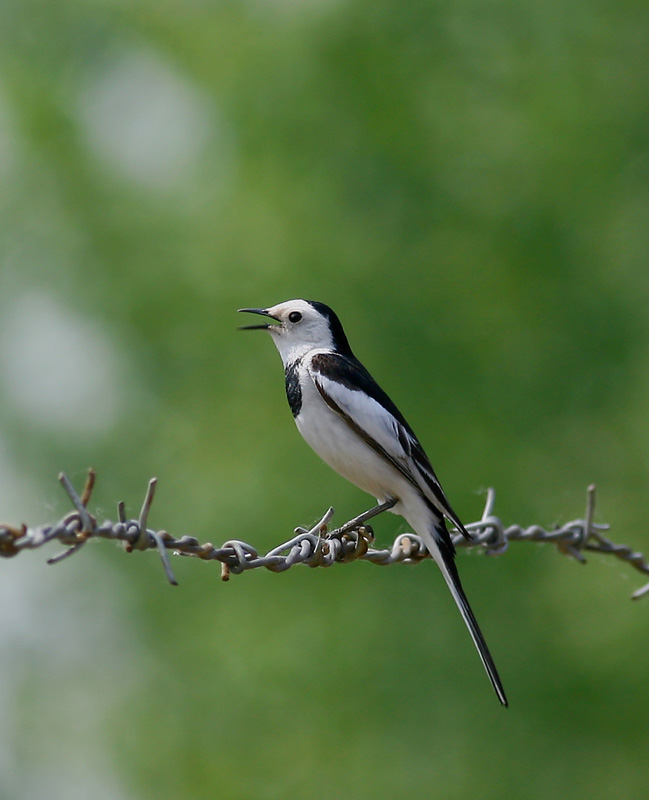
[1,471,647,600]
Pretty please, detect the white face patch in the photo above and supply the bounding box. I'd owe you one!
[264,299,336,364]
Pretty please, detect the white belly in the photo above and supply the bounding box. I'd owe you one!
[294,375,414,506]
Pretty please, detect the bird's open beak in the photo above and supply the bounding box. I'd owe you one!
[237,308,279,330]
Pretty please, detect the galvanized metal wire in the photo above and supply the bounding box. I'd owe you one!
[1,470,648,600]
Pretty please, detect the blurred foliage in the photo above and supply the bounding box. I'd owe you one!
[1,1,648,798]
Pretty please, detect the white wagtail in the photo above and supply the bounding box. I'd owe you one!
[239,299,507,706]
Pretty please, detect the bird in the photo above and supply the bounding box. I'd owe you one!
[238,299,507,706]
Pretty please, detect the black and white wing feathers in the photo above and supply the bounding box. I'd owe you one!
[308,352,471,541]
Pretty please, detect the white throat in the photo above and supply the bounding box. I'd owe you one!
[267,333,331,367]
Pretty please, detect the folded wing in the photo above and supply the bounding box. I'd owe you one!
[308,352,471,540]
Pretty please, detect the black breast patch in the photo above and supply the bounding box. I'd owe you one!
[284,360,303,417]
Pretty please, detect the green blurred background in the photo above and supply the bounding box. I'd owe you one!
[1,1,648,798]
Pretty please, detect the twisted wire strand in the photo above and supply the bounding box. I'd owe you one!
[1,471,648,600]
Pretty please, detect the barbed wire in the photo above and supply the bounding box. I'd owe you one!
[1,469,648,600]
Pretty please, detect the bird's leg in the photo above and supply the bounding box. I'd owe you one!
[326,498,398,540]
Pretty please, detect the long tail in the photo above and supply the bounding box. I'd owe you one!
[422,522,508,707]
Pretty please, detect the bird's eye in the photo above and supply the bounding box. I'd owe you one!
[288,311,302,323]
